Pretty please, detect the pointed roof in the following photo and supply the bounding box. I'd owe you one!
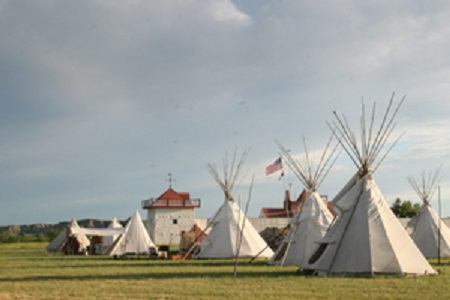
[195,200,274,258]
[406,169,450,257]
[157,188,190,201]
[270,190,334,267]
[311,176,436,276]
[142,187,201,209]
[270,135,337,267]
[196,149,273,259]
[102,217,124,253]
[46,219,90,254]
[408,205,450,258]
[107,211,156,256]
[108,217,123,228]
[309,94,436,276]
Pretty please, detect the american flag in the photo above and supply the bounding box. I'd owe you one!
[265,157,283,175]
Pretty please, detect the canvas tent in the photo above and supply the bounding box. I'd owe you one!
[269,136,337,267]
[46,219,91,254]
[107,211,157,256]
[406,169,450,258]
[47,218,126,255]
[101,217,124,253]
[195,149,274,259]
[309,95,436,276]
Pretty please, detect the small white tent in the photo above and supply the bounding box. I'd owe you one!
[196,199,274,258]
[406,169,450,258]
[195,149,274,259]
[309,95,436,276]
[269,136,336,268]
[46,219,91,254]
[107,211,157,256]
[102,217,124,254]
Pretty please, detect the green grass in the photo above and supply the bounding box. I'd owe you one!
[1,243,450,299]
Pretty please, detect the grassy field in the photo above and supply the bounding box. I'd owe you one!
[1,243,450,299]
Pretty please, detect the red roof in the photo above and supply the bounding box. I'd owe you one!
[142,187,201,209]
[260,189,333,218]
[157,188,190,201]
[260,208,293,218]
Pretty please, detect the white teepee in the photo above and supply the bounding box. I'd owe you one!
[269,136,337,268]
[406,169,450,258]
[46,219,91,254]
[195,149,274,259]
[101,217,124,254]
[107,211,156,256]
[309,95,436,276]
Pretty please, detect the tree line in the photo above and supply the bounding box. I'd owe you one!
[0,230,61,243]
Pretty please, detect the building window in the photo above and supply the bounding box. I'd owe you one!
[172,219,178,225]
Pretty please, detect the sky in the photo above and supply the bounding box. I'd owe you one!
[2,0,450,226]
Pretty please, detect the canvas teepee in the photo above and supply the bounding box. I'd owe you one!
[101,217,124,254]
[46,219,91,254]
[269,136,337,268]
[309,94,436,276]
[406,169,450,258]
[195,149,274,259]
[107,211,156,256]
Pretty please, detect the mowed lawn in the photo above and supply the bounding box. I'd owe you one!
[1,243,450,300]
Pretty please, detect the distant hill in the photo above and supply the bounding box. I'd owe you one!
[0,219,126,237]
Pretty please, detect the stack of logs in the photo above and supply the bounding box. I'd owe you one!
[259,226,289,251]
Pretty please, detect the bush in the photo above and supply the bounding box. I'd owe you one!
[391,198,421,218]
[0,231,52,243]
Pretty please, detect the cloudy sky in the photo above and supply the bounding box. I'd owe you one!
[2,0,450,225]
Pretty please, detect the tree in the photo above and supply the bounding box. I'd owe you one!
[391,198,421,218]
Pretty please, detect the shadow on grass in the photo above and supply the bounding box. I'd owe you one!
[3,258,301,276]
[0,268,301,282]
[12,261,256,270]
[11,258,273,269]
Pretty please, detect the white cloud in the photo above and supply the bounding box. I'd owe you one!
[207,0,252,25]
[2,1,450,224]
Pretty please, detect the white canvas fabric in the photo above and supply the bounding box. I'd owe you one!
[108,211,156,256]
[70,227,125,236]
[407,205,450,258]
[46,219,91,253]
[46,227,69,253]
[269,191,333,268]
[101,217,124,253]
[195,200,274,259]
[310,175,436,276]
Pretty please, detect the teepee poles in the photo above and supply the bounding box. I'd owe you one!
[280,223,298,266]
[207,148,249,202]
[329,93,405,176]
[276,134,339,192]
[196,148,274,260]
[318,94,407,275]
[407,168,443,261]
[407,168,441,206]
[271,134,338,268]
[184,150,249,260]
[234,176,254,277]
[181,204,225,260]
